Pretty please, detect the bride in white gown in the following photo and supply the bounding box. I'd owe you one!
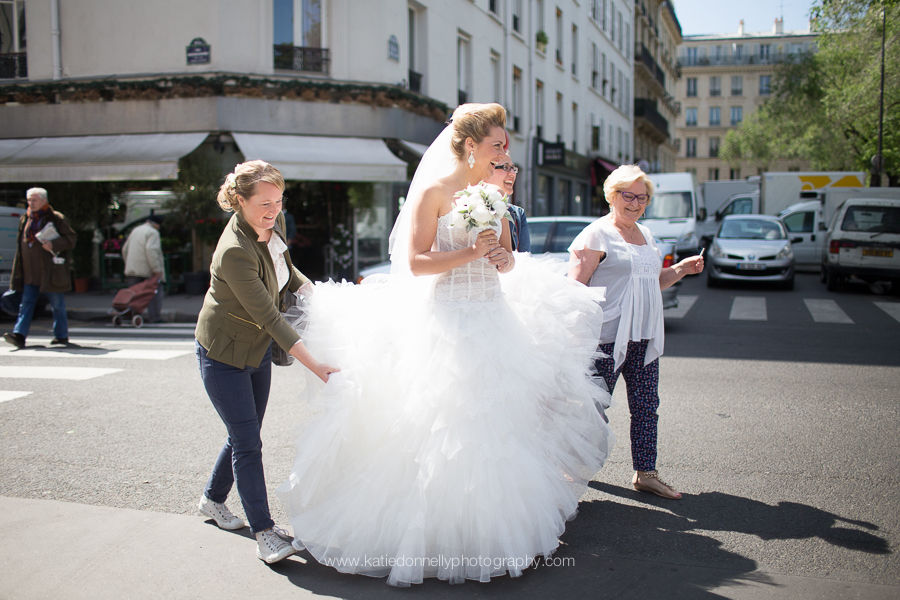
[276,103,615,586]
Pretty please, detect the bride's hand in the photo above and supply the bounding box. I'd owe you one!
[487,246,510,269]
[472,229,499,258]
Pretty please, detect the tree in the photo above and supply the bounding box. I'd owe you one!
[722,0,899,184]
[167,152,225,272]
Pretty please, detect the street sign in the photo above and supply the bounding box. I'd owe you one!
[186,38,211,65]
[540,142,565,166]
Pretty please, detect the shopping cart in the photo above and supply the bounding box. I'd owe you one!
[109,276,159,328]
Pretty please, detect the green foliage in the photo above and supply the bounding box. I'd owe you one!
[166,152,225,271]
[536,30,549,45]
[346,183,375,211]
[723,0,900,182]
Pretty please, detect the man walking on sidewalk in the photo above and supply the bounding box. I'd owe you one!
[122,214,166,323]
[3,187,77,349]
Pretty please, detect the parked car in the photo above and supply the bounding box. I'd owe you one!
[361,216,680,309]
[707,215,795,290]
[821,198,900,292]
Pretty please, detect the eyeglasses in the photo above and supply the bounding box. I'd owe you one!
[619,191,650,204]
[494,164,519,174]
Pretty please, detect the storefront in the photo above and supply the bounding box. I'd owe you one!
[531,141,594,218]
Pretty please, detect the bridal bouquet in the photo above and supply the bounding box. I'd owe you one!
[449,182,513,232]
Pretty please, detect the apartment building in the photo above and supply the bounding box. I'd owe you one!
[0,1,634,277]
[632,0,682,174]
[674,18,818,183]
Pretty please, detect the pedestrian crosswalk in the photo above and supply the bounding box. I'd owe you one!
[0,338,192,406]
[666,295,900,325]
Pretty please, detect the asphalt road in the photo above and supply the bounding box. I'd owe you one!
[0,271,898,598]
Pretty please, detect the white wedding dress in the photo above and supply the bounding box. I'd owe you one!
[276,212,616,586]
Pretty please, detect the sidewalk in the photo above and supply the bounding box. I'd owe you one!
[1,495,897,600]
[63,289,205,324]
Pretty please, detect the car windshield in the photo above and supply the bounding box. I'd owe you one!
[840,206,900,234]
[641,192,693,219]
[718,219,786,240]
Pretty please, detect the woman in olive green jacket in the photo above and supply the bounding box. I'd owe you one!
[195,160,337,564]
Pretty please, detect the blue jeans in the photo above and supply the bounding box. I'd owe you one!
[14,284,68,339]
[196,340,274,534]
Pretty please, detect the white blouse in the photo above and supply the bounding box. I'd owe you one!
[267,234,290,292]
[569,217,664,370]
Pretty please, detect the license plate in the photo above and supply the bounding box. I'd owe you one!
[736,262,765,270]
[863,248,893,258]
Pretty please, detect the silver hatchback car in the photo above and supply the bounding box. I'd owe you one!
[707,215,795,290]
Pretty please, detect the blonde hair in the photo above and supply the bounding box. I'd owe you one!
[603,164,654,205]
[449,103,507,161]
[216,160,285,212]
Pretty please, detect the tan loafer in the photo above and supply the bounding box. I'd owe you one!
[633,470,681,499]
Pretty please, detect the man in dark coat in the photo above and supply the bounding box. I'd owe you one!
[3,188,77,348]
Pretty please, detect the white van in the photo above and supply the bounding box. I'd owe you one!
[644,173,707,260]
[0,206,25,287]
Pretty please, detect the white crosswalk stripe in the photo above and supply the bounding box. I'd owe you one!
[0,391,32,404]
[0,339,190,404]
[0,347,191,361]
[0,366,122,381]
[664,295,698,319]
[730,297,767,321]
[804,299,854,324]
[874,302,900,324]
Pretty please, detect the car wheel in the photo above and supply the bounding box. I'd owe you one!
[782,276,795,291]
[706,272,719,288]
[825,268,841,292]
[820,264,827,284]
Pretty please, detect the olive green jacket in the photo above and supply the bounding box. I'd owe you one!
[195,210,310,369]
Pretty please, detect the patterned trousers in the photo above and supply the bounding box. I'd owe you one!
[594,339,659,472]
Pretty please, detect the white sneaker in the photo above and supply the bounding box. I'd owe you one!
[256,529,296,563]
[198,496,245,530]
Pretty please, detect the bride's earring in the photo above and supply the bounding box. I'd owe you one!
[468,150,476,169]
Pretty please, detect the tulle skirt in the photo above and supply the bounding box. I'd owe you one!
[275,254,614,586]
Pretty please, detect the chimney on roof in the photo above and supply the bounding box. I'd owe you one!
[774,17,784,34]
[738,19,744,35]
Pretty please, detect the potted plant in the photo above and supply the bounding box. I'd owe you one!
[535,30,549,53]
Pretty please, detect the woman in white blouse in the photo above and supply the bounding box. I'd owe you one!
[568,165,704,499]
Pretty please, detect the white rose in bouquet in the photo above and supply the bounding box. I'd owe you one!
[450,181,514,232]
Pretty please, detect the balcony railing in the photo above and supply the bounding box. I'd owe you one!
[0,52,27,79]
[634,98,669,139]
[408,69,423,93]
[635,43,665,88]
[274,45,330,75]
[679,52,799,68]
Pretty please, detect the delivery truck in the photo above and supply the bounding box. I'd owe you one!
[699,171,867,248]
[644,172,706,260]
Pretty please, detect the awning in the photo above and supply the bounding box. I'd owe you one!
[595,158,619,172]
[397,140,431,159]
[232,133,407,181]
[0,133,208,182]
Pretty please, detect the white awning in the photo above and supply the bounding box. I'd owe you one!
[232,133,407,182]
[0,133,208,182]
[398,140,431,158]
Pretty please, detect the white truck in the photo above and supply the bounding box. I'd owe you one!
[780,187,900,271]
[698,179,761,244]
[699,172,867,249]
[644,172,707,260]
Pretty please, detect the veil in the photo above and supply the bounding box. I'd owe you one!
[388,125,458,278]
